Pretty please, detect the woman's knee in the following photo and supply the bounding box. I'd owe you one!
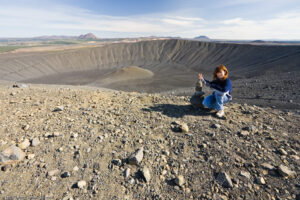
[214,92,225,104]
[202,97,208,106]
[202,95,214,107]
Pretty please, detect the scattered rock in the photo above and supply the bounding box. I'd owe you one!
[124,168,131,179]
[71,133,78,139]
[185,187,191,194]
[255,177,266,185]
[77,180,87,189]
[175,175,185,187]
[162,149,170,156]
[62,193,74,200]
[1,165,10,172]
[112,159,122,166]
[216,172,233,188]
[278,116,285,121]
[239,130,250,136]
[13,83,28,88]
[45,132,60,138]
[128,178,135,185]
[27,154,35,159]
[277,165,296,177]
[53,106,64,112]
[171,121,189,133]
[291,155,299,160]
[19,139,30,149]
[180,123,189,133]
[198,143,207,149]
[73,166,79,172]
[22,124,30,131]
[261,163,275,170]
[31,138,40,147]
[207,132,216,137]
[128,147,144,165]
[0,80,299,198]
[61,171,70,178]
[240,171,251,179]
[278,148,288,155]
[53,132,61,137]
[211,124,221,129]
[0,145,26,165]
[47,169,60,177]
[141,166,151,182]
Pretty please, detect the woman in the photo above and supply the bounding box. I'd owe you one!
[199,64,232,117]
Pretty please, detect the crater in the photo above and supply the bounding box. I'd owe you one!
[0,39,299,93]
[98,66,154,85]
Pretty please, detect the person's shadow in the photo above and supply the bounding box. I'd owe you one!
[142,103,214,118]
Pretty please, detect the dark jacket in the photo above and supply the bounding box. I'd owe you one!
[202,77,232,96]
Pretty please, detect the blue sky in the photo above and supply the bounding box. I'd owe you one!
[0,0,299,39]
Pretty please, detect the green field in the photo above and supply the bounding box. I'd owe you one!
[0,40,78,53]
[0,38,131,53]
[42,40,79,45]
[0,46,24,53]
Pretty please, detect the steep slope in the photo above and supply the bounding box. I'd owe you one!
[0,39,299,83]
[0,39,299,109]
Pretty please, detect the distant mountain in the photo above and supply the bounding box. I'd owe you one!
[78,33,98,40]
[251,40,266,43]
[33,35,78,40]
[194,35,210,40]
[138,36,182,39]
[32,33,98,40]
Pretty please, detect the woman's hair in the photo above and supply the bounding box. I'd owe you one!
[213,64,229,80]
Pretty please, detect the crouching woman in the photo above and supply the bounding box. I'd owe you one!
[199,64,232,117]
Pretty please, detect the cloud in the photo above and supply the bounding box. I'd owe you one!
[0,3,299,40]
[214,12,300,39]
[162,19,194,26]
[167,16,204,22]
[222,18,255,26]
[0,5,205,37]
[218,0,299,7]
[161,16,204,26]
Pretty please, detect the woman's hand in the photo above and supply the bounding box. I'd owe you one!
[198,73,203,81]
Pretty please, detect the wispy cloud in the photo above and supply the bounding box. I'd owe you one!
[216,12,300,39]
[222,18,255,26]
[0,3,299,40]
[0,5,204,36]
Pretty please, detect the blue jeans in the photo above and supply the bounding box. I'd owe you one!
[202,92,230,111]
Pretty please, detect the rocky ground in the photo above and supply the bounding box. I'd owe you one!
[0,83,299,200]
[142,71,300,111]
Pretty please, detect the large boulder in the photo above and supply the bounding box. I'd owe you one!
[0,145,26,165]
[190,93,205,109]
[128,147,144,165]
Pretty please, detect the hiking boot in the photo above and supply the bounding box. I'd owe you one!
[216,109,225,118]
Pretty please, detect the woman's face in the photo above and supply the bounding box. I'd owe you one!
[217,70,225,79]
